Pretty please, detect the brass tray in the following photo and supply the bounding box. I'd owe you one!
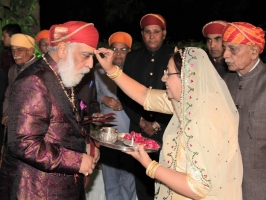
[89,132,160,153]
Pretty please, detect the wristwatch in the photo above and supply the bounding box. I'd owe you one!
[152,122,159,131]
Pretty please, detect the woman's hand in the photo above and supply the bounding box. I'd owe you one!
[126,145,152,169]
[94,48,116,73]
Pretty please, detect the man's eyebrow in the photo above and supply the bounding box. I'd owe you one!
[81,51,94,56]
[214,36,222,40]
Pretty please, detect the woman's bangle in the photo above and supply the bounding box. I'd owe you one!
[106,65,122,80]
[146,160,160,179]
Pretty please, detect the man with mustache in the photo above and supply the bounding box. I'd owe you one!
[0,21,100,200]
[223,22,266,200]
[202,20,229,78]
[120,13,173,200]
[1,33,38,127]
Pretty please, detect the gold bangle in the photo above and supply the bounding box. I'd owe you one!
[150,163,160,179]
[146,160,159,178]
[106,65,122,80]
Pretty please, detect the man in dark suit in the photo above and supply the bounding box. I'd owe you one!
[223,22,266,200]
[119,13,174,200]
[202,20,228,78]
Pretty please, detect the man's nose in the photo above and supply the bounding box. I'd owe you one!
[150,32,155,38]
[211,40,216,48]
[85,57,93,68]
[223,49,229,58]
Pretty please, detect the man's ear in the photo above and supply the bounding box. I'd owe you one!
[57,42,68,59]
[251,45,259,60]
[162,30,167,39]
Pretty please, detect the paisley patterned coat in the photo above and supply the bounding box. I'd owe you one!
[0,54,87,200]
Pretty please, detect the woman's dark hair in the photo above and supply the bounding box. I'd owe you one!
[171,49,183,73]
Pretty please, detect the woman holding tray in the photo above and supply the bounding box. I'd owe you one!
[94,47,243,199]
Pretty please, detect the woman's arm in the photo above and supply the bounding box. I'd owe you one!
[128,145,202,199]
[94,48,148,106]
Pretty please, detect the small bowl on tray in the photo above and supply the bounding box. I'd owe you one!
[98,127,118,144]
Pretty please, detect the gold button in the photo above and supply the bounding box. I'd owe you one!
[150,114,153,117]
[149,86,153,89]
[151,59,154,62]
[150,72,153,76]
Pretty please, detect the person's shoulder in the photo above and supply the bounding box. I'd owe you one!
[161,44,175,52]
[16,58,49,81]
[127,46,146,57]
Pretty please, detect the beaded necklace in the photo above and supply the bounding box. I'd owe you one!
[42,55,77,113]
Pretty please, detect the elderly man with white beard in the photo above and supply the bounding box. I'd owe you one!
[0,21,100,200]
[1,33,38,127]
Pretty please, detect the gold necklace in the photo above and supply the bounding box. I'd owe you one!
[42,56,77,112]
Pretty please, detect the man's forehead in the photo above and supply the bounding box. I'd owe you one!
[143,25,162,31]
[223,42,243,48]
[111,42,128,48]
[11,45,28,50]
[206,34,222,39]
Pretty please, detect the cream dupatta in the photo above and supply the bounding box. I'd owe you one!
[144,47,243,199]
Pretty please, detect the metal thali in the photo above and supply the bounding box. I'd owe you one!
[89,131,160,153]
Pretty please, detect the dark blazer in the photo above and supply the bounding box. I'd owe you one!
[224,60,266,200]
[120,44,174,144]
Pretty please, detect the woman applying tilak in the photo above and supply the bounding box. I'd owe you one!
[94,47,243,199]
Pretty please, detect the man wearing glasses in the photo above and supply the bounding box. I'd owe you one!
[94,31,136,200]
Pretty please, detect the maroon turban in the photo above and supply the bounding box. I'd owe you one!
[49,21,99,48]
[140,14,166,30]
[202,20,227,37]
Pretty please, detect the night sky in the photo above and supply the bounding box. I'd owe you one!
[39,0,265,44]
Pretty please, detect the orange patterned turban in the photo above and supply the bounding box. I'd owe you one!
[108,32,132,48]
[202,20,227,37]
[223,22,265,54]
[35,30,49,44]
[140,13,166,30]
[49,21,99,48]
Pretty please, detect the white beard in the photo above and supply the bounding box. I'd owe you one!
[57,54,91,88]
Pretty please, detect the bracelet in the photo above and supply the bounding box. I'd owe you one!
[146,160,160,179]
[106,65,122,80]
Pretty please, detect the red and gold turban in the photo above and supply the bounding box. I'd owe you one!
[202,20,227,37]
[140,13,166,30]
[49,21,99,48]
[223,22,265,54]
[108,32,132,48]
[35,30,49,44]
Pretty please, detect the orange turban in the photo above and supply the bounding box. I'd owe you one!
[140,13,166,30]
[223,22,265,54]
[49,21,99,48]
[202,20,227,37]
[108,32,132,48]
[35,30,49,44]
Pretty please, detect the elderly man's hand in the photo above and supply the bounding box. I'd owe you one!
[79,153,95,176]
[86,143,100,164]
[1,115,8,127]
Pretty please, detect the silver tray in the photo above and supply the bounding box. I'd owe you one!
[89,132,160,153]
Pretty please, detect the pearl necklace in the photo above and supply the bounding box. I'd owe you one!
[42,56,77,112]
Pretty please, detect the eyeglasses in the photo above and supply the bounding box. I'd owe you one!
[163,70,180,78]
[111,47,129,54]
